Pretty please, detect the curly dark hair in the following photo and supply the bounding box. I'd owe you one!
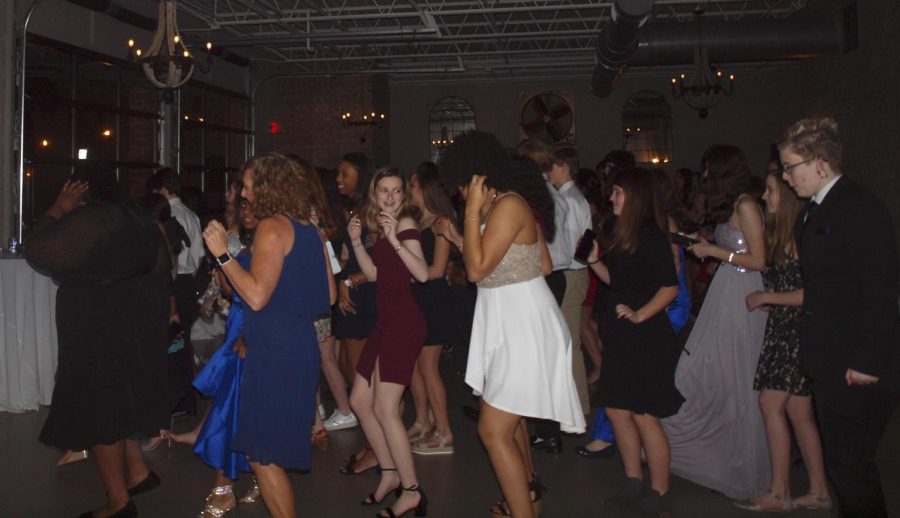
[509,157,555,242]
[243,153,312,221]
[702,145,752,224]
[438,130,514,191]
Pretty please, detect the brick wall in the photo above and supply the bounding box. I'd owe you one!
[254,74,391,170]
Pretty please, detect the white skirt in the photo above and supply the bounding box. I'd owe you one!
[465,276,585,434]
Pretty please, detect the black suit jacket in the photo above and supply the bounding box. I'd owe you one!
[795,176,900,393]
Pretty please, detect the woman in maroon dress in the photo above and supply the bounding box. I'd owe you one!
[348,167,430,517]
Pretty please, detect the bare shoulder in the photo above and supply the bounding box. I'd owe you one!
[397,216,418,232]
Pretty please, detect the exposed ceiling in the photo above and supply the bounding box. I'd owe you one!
[170,0,809,82]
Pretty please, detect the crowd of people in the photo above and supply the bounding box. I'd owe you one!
[26,116,899,518]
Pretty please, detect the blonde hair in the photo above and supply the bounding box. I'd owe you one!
[363,166,419,235]
[515,139,553,172]
[777,117,842,171]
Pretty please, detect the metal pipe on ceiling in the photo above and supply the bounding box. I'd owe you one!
[590,0,655,98]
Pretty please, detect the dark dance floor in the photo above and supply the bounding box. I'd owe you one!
[2,352,899,517]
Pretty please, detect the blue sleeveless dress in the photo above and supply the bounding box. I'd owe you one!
[192,252,252,480]
[230,220,330,470]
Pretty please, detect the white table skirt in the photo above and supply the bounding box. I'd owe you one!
[0,258,58,412]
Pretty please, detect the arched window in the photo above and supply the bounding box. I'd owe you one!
[622,91,673,165]
[429,96,476,163]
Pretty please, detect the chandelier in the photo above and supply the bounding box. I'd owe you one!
[431,127,454,151]
[340,78,387,127]
[670,10,734,119]
[127,1,212,103]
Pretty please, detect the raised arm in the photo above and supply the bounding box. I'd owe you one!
[347,215,378,281]
[463,196,528,283]
[204,217,287,311]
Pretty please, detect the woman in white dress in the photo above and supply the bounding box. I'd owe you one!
[438,132,585,517]
[661,145,770,500]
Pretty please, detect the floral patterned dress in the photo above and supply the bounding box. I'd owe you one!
[753,257,811,395]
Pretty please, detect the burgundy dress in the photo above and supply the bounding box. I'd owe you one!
[356,229,428,385]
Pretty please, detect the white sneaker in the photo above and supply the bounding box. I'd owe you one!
[323,409,358,431]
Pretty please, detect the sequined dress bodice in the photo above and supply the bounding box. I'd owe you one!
[714,222,749,272]
[477,241,543,288]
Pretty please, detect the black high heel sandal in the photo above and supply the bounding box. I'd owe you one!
[377,484,427,517]
[489,473,545,516]
[362,468,402,506]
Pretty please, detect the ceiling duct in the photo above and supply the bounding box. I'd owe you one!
[592,4,850,98]
[631,18,845,66]
[590,0,655,98]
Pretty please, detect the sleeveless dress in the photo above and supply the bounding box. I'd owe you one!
[356,228,428,386]
[661,221,769,500]
[465,210,585,433]
[753,258,811,395]
[412,227,455,346]
[191,252,252,480]
[230,220,330,470]
[333,227,377,340]
[595,226,684,417]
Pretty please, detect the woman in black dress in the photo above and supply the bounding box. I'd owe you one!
[407,162,457,454]
[734,169,829,512]
[27,171,170,518]
[586,168,684,516]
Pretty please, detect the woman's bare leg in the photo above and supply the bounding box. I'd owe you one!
[250,461,294,518]
[479,401,534,518]
[88,441,130,517]
[580,306,602,383]
[351,369,399,501]
[606,408,643,481]
[786,395,829,498]
[407,359,431,438]
[319,336,352,415]
[633,414,671,495]
[758,389,792,498]
[417,346,452,442]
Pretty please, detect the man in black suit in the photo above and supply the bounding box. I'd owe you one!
[779,117,899,517]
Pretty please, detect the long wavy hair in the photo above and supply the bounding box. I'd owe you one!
[702,145,752,224]
[610,168,658,255]
[412,162,456,221]
[289,156,338,241]
[243,153,312,221]
[363,166,420,235]
[509,157,555,242]
[766,173,804,265]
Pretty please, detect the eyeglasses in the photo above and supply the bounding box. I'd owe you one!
[780,158,815,175]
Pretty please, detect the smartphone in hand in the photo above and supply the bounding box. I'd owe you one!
[670,232,699,247]
[573,228,597,264]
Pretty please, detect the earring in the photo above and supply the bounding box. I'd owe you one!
[817,169,827,179]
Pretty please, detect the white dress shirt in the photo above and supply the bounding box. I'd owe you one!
[557,180,592,270]
[812,174,841,205]
[169,197,204,275]
[545,180,572,271]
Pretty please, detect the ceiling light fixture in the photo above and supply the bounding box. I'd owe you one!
[340,78,386,128]
[670,8,734,119]
[127,1,213,103]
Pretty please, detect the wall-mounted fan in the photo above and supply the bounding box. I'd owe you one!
[520,92,574,144]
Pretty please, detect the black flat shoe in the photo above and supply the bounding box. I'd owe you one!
[127,471,160,497]
[531,435,562,454]
[78,500,137,518]
[574,443,618,459]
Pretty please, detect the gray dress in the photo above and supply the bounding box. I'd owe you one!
[661,221,770,500]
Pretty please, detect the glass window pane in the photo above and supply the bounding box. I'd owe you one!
[23,163,71,228]
[204,129,227,169]
[76,57,118,108]
[205,91,228,126]
[120,115,157,163]
[622,91,673,164]
[120,73,159,115]
[180,124,203,167]
[25,43,74,161]
[228,133,246,169]
[75,109,118,162]
[228,99,246,129]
